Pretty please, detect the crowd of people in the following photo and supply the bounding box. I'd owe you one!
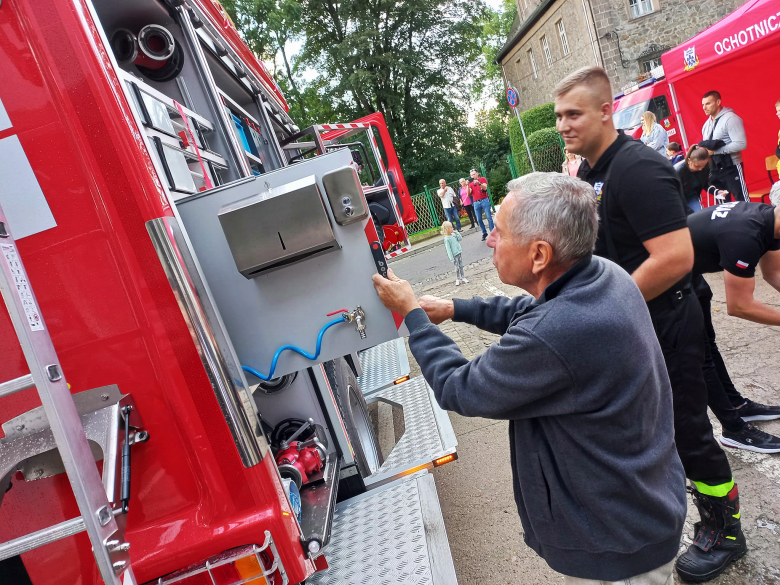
[436,169,494,241]
[375,66,780,585]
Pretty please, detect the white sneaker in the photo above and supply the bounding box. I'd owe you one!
[461,278,469,283]
[455,279,461,286]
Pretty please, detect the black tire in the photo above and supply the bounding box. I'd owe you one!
[325,359,383,476]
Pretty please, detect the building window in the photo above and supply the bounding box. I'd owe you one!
[556,20,570,56]
[641,57,662,73]
[629,0,654,19]
[528,49,537,79]
[540,35,552,67]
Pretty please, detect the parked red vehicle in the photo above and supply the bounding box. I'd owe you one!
[0,0,454,584]
[612,67,683,148]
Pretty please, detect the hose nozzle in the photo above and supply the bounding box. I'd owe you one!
[342,306,367,339]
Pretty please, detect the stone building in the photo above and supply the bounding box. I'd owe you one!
[498,0,747,111]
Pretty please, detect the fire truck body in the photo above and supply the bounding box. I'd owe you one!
[0,0,456,583]
[612,66,683,147]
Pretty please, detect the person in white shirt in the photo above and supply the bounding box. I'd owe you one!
[438,179,461,231]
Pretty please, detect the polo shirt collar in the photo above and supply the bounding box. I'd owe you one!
[582,132,630,177]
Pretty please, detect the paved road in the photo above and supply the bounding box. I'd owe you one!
[400,260,780,584]
[389,227,494,285]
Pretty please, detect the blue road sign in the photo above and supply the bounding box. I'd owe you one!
[506,86,519,108]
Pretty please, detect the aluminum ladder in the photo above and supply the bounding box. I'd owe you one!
[0,203,137,585]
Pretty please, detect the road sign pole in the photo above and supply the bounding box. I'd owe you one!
[506,86,536,173]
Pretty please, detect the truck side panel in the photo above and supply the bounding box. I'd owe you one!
[0,0,311,582]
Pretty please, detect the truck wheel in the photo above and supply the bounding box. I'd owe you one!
[325,359,383,477]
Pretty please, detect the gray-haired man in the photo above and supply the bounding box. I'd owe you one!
[372,173,686,583]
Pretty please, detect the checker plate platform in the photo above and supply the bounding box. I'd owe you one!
[307,471,457,584]
[365,376,456,488]
[357,338,410,396]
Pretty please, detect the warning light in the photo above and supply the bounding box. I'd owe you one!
[433,454,457,467]
[282,511,290,517]
[393,376,410,385]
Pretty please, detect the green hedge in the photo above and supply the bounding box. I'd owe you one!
[508,102,557,155]
[509,117,523,155]
[527,127,561,149]
[510,128,564,176]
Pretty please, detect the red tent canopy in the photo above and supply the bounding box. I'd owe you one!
[661,0,780,193]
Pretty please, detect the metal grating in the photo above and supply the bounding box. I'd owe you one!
[307,475,433,585]
[364,376,455,487]
[357,338,410,396]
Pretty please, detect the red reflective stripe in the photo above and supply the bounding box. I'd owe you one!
[173,100,213,190]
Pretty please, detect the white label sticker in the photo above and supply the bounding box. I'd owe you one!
[1,244,44,331]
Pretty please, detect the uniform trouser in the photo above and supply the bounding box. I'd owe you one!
[710,162,748,202]
[693,276,749,433]
[647,290,733,487]
[563,559,674,585]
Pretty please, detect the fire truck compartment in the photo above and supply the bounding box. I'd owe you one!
[364,376,457,488]
[356,338,411,396]
[176,149,400,380]
[307,470,458,585]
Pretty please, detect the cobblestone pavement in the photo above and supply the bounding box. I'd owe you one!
[395,257,780,585]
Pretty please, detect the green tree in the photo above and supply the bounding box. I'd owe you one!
[296,0,488,191]
[222,0,307,113]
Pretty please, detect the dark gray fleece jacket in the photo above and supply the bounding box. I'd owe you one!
[405,254,686,580]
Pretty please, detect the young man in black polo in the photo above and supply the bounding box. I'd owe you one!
[554,66,745,582]
[688,196,780,452]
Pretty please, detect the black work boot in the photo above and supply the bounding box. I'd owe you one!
[676,484,747,582]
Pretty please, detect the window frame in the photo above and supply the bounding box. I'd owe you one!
[629,0,655,19]
[556,20,570,56]
[540,35,552,68]
[528,48,538,79]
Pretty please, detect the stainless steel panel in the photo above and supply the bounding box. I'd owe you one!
[364,376,457,488]
[146,216,268,467]
[321,166,368,226]
[176,149,402,380]
[218,175,338,278]
[307,471,458,585]
[357,338,410,396]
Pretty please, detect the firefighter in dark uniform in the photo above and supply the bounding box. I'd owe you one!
[554,66,745,582]
[688,199,780,453]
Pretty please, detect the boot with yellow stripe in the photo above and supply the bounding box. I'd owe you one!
[675,481,747,582]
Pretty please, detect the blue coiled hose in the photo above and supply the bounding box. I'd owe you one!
[242,317,346,381]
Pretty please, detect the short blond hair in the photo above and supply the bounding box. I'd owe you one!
[554,66,613,107]
[441,221,454,235]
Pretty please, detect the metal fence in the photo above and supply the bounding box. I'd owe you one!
[507,137,566,179]
[404,164,493,235]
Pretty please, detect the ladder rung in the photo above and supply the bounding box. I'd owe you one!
[0,516,85,562]
[0,374,34,399]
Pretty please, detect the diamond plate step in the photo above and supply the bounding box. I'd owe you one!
[357,338,410,397]
[307,471,457,585]
[365,376,456,488]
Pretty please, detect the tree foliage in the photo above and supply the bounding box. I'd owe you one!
[225,0,518,195]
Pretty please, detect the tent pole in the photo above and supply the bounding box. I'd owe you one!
[667,82,689,149]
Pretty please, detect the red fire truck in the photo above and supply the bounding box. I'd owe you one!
[612,66,683,148]
[0,0,457,584]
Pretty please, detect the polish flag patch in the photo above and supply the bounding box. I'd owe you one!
[736,260,749,269]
